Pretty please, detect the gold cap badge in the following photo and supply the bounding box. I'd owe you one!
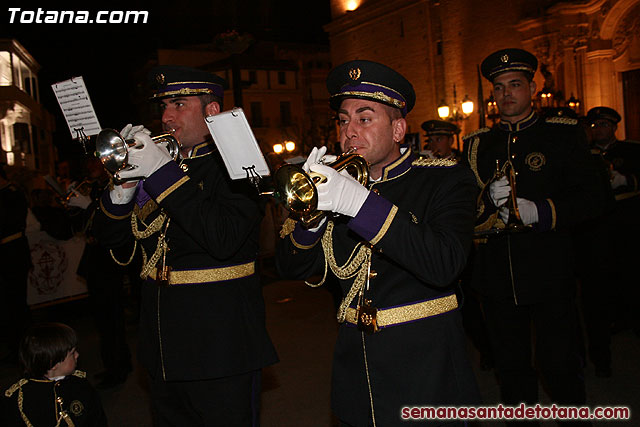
[156,73,165,85]
[348,67,361,81]
[500,54,509,63]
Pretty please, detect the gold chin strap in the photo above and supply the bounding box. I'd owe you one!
[305,221,372,323]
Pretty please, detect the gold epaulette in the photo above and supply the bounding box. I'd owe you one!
[412,157,457,167]
[546,117,578,125]
[462,127,490,140]
[4,378,28,397]
[72,370,86,378]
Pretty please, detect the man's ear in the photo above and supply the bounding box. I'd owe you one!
[205,102,220,117]
[529,80,537,98]
[392,118,407,143]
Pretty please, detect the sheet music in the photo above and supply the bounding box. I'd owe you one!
[51,76,101,138]
[205,108,270,180]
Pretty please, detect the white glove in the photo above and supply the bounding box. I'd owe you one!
[310,164,370,217]
[120,123,151,140]
[610,170,627,189]
[303,146,327,173]
[116,132,172,180]
[489,176,510,207]
[302,146,338,174]
[498,197,538,225]
[67,190,91,209]
[109,184,137,205]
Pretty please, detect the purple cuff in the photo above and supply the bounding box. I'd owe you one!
[291,220,326,247]
[100,189,134,218]
[143,162,187,200]
[348,192,395,242]
[533,199,552,232]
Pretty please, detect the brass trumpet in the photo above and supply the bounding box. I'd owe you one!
[270,148,369,227]
[477,159,530,236]
[94,128,181,181]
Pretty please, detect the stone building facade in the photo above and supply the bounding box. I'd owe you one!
[325,0,640,142]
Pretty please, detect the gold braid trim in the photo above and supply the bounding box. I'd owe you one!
[546,117,578,125]
[462,127,490,140]
[5,378,27,397]
[11,378,76,427]
[130,211,170,280]
[411,157,457,167]
[468,136,484,188]
[309,221,372,323]
[109,241,137,266]
[132,211,167,240]
[279,218,297,239]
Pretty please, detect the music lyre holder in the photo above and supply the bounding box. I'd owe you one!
[74,127,89,154]
[243,165,263,191]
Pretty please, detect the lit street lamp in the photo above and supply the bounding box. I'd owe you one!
[436,85,474,150]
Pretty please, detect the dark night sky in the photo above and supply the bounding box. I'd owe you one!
[1,0,331,157]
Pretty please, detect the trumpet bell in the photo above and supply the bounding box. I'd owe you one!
[95,129,129,175]
[271,152,369,227]
[273,164,319,220]
[94,128,181,177]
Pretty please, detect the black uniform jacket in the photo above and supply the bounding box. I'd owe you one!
[0,181,31,278]
[93,141,277,381]
[277,148,480,426]
[463,112,604,304]
[1,371,107,426]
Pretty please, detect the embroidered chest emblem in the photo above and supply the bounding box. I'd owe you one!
[70,400,84,416]
[525,152,546,171]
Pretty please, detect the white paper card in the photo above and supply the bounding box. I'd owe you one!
[51,76,102,138]
[205,108,270,180]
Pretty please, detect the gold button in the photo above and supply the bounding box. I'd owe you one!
[511,137,518,143]
[181,164,189,172]
[369,270,378,279]
[511,154,516,159]
[371,188,380,195]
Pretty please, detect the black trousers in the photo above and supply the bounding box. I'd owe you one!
[151,370,262,427]
[482,296,587,425]
[85,245,132,376]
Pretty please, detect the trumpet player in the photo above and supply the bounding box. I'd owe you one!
[92,66,277,425]
[577,106,640,377]
[463,48,604,418]
[420,119,461,161]
[277,60,480,426]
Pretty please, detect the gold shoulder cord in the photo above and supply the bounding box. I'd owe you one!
[11,379,75,427]
[131,211,171,280]
[306,221,372,323]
